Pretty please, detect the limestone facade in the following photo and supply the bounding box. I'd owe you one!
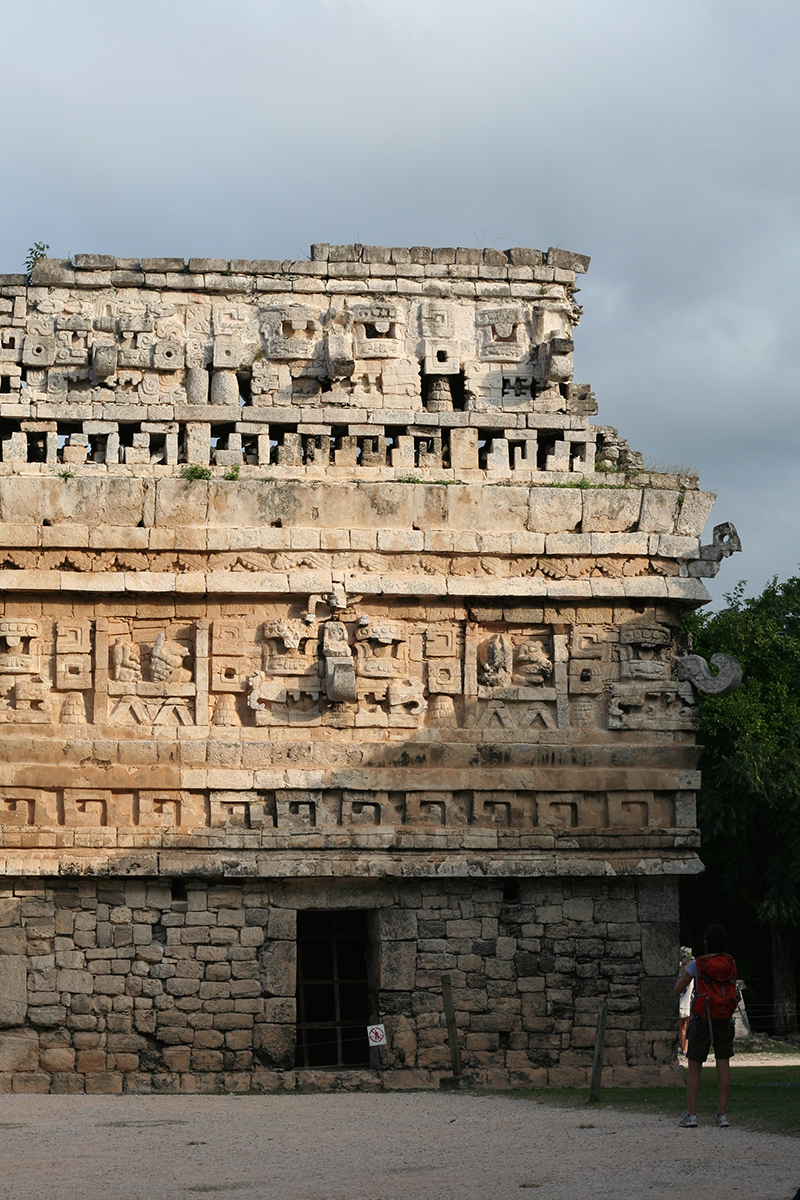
[0,245,740,1093]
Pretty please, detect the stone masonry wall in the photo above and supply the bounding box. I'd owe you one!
[0,876,678,1094]
[0,244,741,1090]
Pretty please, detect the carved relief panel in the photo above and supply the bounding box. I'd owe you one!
[55,621,93,691]
[243,606,432,730]
[0,787,205,829]
[476,306,528,361]
[261,305,322,360]
[349,303,405,359]
[0,784,680,836]
[353,616,425,727]
[466,623,565,731]
[107,619,198,726]
[0,604,704,740]
[0,618,52,724]
[247,615,323,725]
[424,624,462,724]
[617,625,673,681]
[608,683,698,732]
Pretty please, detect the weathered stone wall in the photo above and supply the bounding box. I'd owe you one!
[0,875,678,1094]
[0,244,741,1090]
[0,592,701,872]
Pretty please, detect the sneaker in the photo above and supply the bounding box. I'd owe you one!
[715,1113,729,1128]
[679,1113,698,1128]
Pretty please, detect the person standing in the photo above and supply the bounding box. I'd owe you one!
[677,946,693,1056]
[673,923,739,1128]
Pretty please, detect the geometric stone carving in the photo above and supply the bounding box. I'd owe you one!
[0,619,40,674]
[55,621,92,654]
[56,655,93,691]
[427,658,462,694]
[12,676,52,722]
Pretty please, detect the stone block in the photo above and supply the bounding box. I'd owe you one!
[638,490,680,533]
[0,957,27,1027]
[657,534,699,559]
[547,248,590,273]
[31,260,75,286]
[50,1072,85,1093]
[262,997,295,1024]
[449,427,479,472]
[377,909,417,941]
[155,479,209,525]
[0,1030,38,1071]
[85,1071,124,1093]
[528,488,582,532]
[675,490,716,537]
[582,489,642,532]
[591,532,650,556]
[56,969,94,994]
[253,1024,295,1069]
[0,928,25,955]
[641,923,678,977]
[141,258,185,272]
[545,532,592,555]
[258,941,296,997]
[163,1046,191,1072]
[380,941,416,991]
[637,880,679,923]
[40,1047,76,1072]
[639,977,676,1030]
[12,1072,51,1093]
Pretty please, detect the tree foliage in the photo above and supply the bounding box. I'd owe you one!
[23,241,49,277]
[684,576,800,929]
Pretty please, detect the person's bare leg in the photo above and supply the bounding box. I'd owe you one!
[715,1057,731,1115]
[679,1018,689,1054]
[686,1059,702,1115]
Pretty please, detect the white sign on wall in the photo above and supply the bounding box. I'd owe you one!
[366,1023,387,1046]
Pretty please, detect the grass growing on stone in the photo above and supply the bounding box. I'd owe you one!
[508,1064,800,1137]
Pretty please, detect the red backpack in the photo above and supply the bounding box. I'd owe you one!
[692,953,738,1020]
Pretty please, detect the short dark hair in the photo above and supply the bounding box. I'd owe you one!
[704,924,728,953]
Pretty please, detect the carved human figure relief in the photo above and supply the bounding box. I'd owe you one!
[478,634,513,688]
[112,638,142,682]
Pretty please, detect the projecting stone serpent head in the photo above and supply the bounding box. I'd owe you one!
[676,652,742,697]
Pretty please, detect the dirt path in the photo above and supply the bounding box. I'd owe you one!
[0,1093,797,1200]
[728,1050,800,1068]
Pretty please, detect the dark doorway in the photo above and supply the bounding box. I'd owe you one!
[295,910,370,1068]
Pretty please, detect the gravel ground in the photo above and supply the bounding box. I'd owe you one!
[0,1093,797,1200]
[730,1051,800,1068]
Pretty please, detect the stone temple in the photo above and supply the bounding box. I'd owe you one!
[0,245,740,1093]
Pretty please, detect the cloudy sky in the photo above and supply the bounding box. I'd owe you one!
[2,0,797,605]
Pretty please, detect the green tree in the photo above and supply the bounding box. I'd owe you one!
[685,575,800,1035]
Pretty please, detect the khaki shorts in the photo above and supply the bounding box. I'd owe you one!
[687,1015,735,1062]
